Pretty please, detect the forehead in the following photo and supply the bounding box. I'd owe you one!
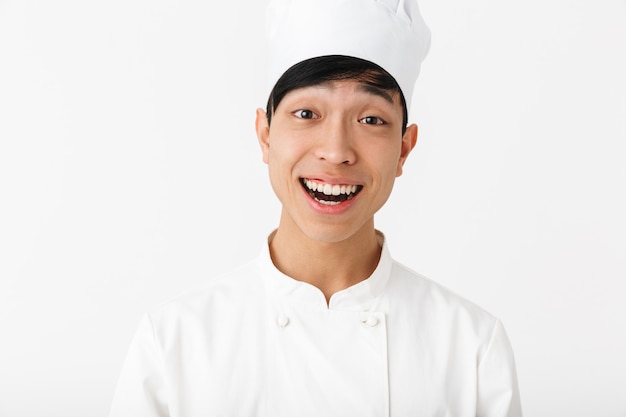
[282,79,401,107]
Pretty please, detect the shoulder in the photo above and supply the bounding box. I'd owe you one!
[146,257,263,328]
[387,259,499,339]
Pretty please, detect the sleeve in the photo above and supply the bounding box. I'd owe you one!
[476,320,523,417]
[108,314,170,417]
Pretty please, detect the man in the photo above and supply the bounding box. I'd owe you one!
[109,0,522,416]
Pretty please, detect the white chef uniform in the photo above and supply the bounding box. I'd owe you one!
[109,232,522,417]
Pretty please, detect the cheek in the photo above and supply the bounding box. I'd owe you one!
[265,136,306,185]
[369,144,403,178]
[268,132,310,163]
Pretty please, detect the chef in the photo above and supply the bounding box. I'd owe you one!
[109,0,523,416]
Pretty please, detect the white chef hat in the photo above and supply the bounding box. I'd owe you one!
[265,0,431,111]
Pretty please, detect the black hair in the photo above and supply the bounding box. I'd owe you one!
[266,55,408,135]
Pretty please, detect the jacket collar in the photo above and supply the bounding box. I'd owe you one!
[259,230,392,311]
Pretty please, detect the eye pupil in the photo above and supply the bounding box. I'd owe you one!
[363,116,382,125]
[295,110,315,119]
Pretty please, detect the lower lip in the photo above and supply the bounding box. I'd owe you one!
[301,185,359,215]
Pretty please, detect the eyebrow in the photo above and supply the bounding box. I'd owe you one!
[357,84,395,105]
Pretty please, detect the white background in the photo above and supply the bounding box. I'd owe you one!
[1,0,625,416]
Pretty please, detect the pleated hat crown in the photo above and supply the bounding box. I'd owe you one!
[265,0,431,111]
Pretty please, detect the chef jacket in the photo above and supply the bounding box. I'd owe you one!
[109,232,522,417]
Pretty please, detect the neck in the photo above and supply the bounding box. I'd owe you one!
[269,213,382,304]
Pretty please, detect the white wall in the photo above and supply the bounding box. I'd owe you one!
[0,0,624,416]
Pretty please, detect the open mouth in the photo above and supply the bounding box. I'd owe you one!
[300,178,363,206]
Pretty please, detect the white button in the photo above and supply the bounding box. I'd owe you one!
[362,315,379,327]
[276,314,290,328]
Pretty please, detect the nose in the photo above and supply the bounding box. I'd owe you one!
[314,118,356,165]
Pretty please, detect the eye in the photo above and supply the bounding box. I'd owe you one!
[359,116,386,125]
[293,109,319,119]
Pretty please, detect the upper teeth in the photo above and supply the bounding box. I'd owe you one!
[304,179,359,196]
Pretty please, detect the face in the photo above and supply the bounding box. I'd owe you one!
[256,79,418,244]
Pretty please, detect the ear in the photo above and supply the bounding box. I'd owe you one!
[396,123,418,177]
[255,108,270,164]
